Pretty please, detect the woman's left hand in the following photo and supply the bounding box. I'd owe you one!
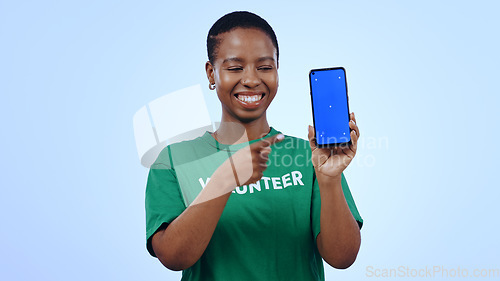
[308,112,359,178]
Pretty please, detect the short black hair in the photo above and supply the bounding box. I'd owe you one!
[207,11,279,64]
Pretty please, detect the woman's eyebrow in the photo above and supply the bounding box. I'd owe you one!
[222,57,244,64]
[257,56,275,62]
[222,56,275,64]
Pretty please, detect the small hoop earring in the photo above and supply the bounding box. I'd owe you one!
[209,83,216,90]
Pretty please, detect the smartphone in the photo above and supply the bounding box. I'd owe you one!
[309,67,351,147]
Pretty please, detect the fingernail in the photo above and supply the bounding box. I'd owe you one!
[277,134,284,140]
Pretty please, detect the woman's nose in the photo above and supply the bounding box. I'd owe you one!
[241,69,260,88]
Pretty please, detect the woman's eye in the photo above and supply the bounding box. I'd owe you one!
[258,66,273,71]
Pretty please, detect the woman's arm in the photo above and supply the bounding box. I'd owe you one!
[307,112,361,268]
[316,175,361,269]
[152,134,284,270]
[151,182,231,271]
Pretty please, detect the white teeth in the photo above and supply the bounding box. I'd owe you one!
[237,94,263,103]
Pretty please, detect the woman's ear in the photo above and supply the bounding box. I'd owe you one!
[205,61,215,84]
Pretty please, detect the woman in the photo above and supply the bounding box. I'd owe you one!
[145,11,363,281]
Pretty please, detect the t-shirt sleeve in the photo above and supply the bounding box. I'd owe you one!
[145,152,186,257]
[311,171,363,240]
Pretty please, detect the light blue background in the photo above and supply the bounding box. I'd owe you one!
[1,1,499,280]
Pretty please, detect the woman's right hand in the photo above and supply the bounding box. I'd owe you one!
[228,133,284,186]
[191,133,284,206]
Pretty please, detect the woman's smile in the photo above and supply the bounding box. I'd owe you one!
[234,92,266,108]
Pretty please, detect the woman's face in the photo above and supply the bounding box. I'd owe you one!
[206,27,278,123]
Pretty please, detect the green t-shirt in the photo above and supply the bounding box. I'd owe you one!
[145,127,363,281]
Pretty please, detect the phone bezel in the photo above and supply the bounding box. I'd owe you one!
[309,66,352,148]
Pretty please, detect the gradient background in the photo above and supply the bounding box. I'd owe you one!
[1,1,499,280]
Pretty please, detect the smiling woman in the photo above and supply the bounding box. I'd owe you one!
[145,11,363,281]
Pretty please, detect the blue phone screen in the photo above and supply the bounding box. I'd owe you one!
[310,68,350,145]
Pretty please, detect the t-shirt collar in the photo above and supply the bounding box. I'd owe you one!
[201,127,281,152]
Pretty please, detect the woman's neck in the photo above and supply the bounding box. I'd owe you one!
[214,114,271,145]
